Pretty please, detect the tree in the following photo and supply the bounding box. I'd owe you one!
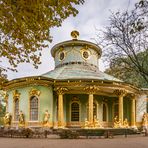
[0,0,84,77]
[96,0,148,86]
[105,51,148,88]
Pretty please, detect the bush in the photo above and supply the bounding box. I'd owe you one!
[59,130,79,139]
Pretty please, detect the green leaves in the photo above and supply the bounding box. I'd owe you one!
[0,0,84,77]
[105,52,148,87]
[97,0,148,86]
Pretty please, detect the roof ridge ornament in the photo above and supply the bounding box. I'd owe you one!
[71,30,79,40]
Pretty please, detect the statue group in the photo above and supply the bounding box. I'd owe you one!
[84,116,103,128]
[113,116,129,128]
[4,111,25,127]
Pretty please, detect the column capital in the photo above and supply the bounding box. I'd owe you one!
[84,85,99,94]
[55,87,68,95]
[128,93,138,100]
[114,89,127,97]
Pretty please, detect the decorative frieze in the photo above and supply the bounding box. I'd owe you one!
[71,96,79,102]
[84,85,99,94]
[29,88,41,97]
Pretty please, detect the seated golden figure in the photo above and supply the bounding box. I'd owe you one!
[93,115,102,128]
[113,116,123,128]
[4,112,12,126]
[123,118,129,128]
[18,111,25,127]
[118,119,122,128]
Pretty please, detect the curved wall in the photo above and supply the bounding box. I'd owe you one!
[7,85,53,125]
[54,45,100,68]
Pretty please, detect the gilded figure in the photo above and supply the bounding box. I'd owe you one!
[43,110,50,126]
[4,112,12,126]
[18,111,25,126]
[93,115,102,128]
[142,112,147,127]
[123,118,129,128]
[113,116,123,128]
[118,119,122,128]
[113,116,118,128]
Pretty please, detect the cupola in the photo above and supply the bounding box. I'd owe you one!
[51,31,102,69]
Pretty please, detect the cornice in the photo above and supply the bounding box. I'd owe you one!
[3,76,53,90]
[2,76,141,95]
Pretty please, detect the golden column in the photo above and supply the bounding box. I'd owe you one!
[84,85,99,126]
[55,87,68,128]
[131,94,136,127]
[114,89,127,124]
[88,93,93,123]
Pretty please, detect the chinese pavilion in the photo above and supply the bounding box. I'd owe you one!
[2,31,148,128]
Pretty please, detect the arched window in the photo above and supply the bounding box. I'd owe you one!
[71,102,80,121]
[103,103,107,121]
[30,96,38,121]
[14,98,19,121]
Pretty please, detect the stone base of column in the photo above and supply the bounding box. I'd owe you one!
[57,121,65,129]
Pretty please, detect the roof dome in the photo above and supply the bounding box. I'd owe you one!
[51,31,102,68]
[42,31,122,82]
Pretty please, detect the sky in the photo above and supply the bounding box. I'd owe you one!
[6,0,138,80]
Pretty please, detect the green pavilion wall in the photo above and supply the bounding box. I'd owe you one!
[7,85,53,123]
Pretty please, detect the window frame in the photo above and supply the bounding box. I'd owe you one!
[13,97,19,121]
[102,102,108,122]
[70,101,81,122]
[29,95,39,121]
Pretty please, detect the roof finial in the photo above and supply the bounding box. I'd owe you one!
[71,30,79,40]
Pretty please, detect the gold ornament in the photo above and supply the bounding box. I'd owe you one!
[71,30,79,40]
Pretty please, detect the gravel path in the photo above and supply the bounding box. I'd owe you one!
[0,136,148,148]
